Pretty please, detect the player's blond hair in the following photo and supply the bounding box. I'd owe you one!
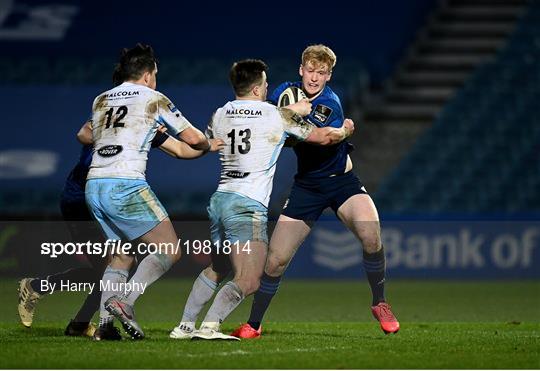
[301,44,337,72]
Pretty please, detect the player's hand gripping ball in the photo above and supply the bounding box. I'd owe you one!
[278,86,307,107]
[278,87,313,147]
[278,87,312,117]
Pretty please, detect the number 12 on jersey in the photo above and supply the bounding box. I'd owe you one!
[104,106,128,129]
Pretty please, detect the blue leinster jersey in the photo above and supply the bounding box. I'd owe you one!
[269,82,354,180]
[61,144,93,203]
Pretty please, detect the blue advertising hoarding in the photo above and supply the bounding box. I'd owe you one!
[286,219,540,279]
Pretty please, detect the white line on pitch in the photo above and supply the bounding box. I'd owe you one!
[183,346,354,358]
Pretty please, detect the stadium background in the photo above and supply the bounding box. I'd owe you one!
[0,0,540,278]
[0,1,538,368]
[0,0,537,280]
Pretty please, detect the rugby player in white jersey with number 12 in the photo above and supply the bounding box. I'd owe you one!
[169,59,354,340]
[85,43,222,340]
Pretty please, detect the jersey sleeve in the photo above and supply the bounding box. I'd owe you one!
[268,82,294,105]
[205,110,217,139]
[308,97,344,128]
[278,107,314,141]
[155,93,193,137]
[151,131,169,148]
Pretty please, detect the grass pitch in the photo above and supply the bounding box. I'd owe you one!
[1,279,539,369]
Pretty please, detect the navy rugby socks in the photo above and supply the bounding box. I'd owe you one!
[73,283,102,323]
[363,246,386,306]
[247,272,282,330]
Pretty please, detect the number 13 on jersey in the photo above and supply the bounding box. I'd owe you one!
[227,128,251,154]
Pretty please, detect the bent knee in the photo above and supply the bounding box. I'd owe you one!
[265,256,288,276]
[235,278,260,296]
[351,223,381,253]
[204,265,230,283]
[111,254,135,270]
[360,234,382,253]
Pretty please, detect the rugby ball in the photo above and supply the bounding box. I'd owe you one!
[277,86,307,107]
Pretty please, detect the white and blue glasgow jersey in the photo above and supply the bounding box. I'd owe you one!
[88,82,192,180]
[207,100,313,207]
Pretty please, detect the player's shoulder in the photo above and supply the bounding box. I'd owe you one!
[261,100,279,110]
[93,86,112,106]
[305,86,343,126]
[148,88,172,105]
[317,85,342,107]
[313,86,342,113]
[213,102,229,118]
[259,100,284,120]
[149,89,182,115]
[152,88,169,99]
[93,83,155,102]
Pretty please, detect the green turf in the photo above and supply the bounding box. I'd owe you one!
[1,279,539,369]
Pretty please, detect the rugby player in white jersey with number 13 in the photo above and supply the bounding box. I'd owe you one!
[169,59,354,340]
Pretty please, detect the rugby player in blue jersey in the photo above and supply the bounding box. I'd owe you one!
[230,44,399,338]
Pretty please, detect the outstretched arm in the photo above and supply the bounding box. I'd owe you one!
[159,136,224,159]
[304,119,354,146]
[178,126,211,152]
[280,107,354,147]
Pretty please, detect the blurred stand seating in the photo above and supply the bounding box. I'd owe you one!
[374,0,539,214]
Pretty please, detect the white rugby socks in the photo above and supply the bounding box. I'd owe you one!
[179,271,219,331]
[122,254,174,306]
[200,281,244,331]
[99,266,129,327]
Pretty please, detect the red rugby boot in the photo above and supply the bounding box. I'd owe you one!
[230,323,262,339]
[371,302,400,334]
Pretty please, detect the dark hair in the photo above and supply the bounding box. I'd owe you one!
[229,59,268,96]
[114,43,157,83]
[112,64,123,86]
